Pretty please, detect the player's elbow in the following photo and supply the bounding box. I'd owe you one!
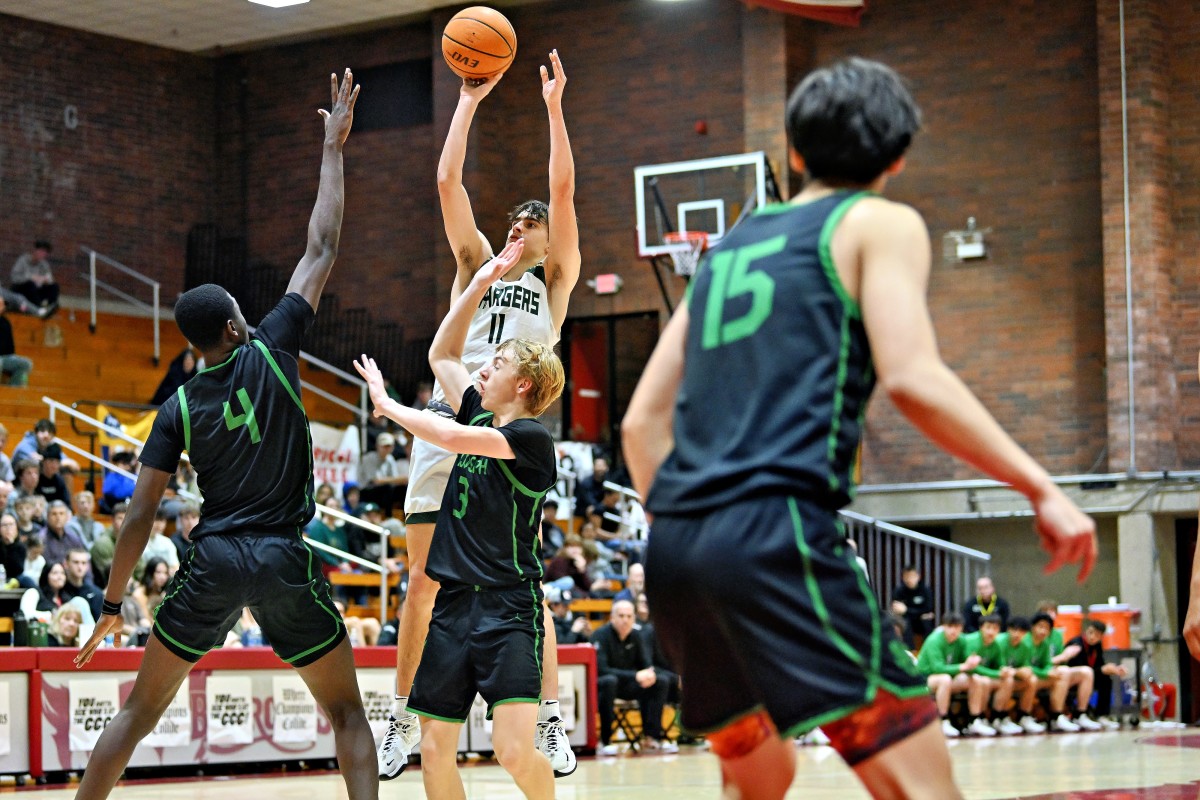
[436,169,461,192]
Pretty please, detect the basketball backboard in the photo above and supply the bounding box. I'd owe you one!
[634,151,775,259]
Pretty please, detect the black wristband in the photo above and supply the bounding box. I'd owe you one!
[101,599,122,617]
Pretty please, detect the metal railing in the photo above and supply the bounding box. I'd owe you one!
[80,246,161,365]
[42,397,391,623]
[841,509,992,626]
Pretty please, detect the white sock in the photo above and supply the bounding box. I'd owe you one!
[539,698,560,722]
[392,696,409,718]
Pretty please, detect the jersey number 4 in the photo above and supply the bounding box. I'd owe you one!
[701,235,783,350]
[223,388,262,444]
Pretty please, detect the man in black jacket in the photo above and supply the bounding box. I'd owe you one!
[592,599,675,755]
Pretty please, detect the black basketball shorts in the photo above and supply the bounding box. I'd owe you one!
[153,533,345,667]
[646,494,929,738]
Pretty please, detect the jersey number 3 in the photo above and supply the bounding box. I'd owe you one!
[223,388,262,444]
[701,235,783,350]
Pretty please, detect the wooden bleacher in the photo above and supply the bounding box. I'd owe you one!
[3,302,361,477]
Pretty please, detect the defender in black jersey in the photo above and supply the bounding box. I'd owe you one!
[355,238,565,800]
[624,58,1097,800]
[73,71,377,800]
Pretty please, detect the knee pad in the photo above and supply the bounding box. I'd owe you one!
[708,710,777,759]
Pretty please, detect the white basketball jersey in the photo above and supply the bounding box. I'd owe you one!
[430,263,557,406]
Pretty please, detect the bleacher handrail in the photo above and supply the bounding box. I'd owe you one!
[79,246,161,365]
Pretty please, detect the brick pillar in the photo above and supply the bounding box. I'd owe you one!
[742,6,789,194]
[1098,0,1178,471]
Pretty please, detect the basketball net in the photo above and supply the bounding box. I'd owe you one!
[663,231,708,277]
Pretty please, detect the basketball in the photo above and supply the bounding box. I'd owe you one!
[441,7,517,80]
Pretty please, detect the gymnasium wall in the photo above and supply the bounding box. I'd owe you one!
[1,0,1197,483]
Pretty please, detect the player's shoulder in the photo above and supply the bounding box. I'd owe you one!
[841,194,926,234]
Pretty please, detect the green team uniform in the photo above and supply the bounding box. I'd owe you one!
[962,631,1004,678]
[916,628,969,676]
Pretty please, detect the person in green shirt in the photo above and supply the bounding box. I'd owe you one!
[916,613,983,738]
[997,617,1045,733]
[962,615,1022,735]
[1028,612,1100,732]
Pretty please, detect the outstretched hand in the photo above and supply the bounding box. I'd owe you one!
[319,68,361,147]
[461,72,503,100]
[352,355,389,418]
[74,613,124,668]
[1033,486,1097,583]
[469,239,525,291]
[541,49,566,106]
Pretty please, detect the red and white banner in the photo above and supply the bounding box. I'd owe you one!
[743,0,865,26]
[311,422,360,492]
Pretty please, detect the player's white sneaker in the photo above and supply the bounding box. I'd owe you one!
[1052,713,1081,733]
[967,717,997,737]
[993,717,1024,736]
[1018,715,1046,734]
[1074,714,1102,731]
[535,717,577,777]
[941,719,961,738]
[1097,715,1122,730]
[378,711,421,780]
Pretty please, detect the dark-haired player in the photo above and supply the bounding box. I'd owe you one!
[379,49,580,779]
[72,71,376,800]
[623,57,1097,799]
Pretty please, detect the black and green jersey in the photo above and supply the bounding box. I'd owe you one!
[647,191,875,515]
[140,293,317,538]
[427,386,555,588]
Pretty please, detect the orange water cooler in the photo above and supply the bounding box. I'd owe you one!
[1086,604,1137,649]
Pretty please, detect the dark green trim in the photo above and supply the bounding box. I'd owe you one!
[469,410,494,426]
[817,191,871,319]
[496,459,548,500]
[177,386,191,452]
[674,704,767,737]
[529,582,544,681]
[409,707,466,724]
[488,697,540,720]
[825,313,853,494]
[283,629,342,664]
[251,339,305,412]
[788,498,863,667]
[294,537,346,661]
[405,510,440,525]
[154,621,208,657]
[198,347,241,374]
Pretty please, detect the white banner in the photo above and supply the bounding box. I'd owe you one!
[558,669,577,732]
[206,675,253,746]
[69,678,120,752]
[271,675,317,745]
[357,671,395,745]
[312,422,360,492]
[0,683,10,757]
[143,683,191,748]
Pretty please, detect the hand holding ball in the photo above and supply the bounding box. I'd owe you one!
[442,7,517,81]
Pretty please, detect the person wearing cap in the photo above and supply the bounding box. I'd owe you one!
[36,443,72,511]
[545,586,590,644]
[358,431,409,513]
[354,501,406,574]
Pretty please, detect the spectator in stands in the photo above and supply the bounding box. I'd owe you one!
[315,482,337,507]
[170,501,200,564]
[355,502,405,574]
[131,557,171,630]
[0,299,33,387]
[916,612,982,738]
[962,575,1011,632]
[41,500,84,568]
[995,617,1045,734]
[342,483,361,515]
[333,600,382,647]
[10,240,59,313]
[546,585,590,644]
[35,559,71,613]
[891,564,936,648]
[545,535,594,597]
[11,418,57,465]
[962,614,1022,735]
[0,423,14,485]
[47,604,84,647]
[410,381,432,412]
[141,505,180,573]
[592,598,676,755]
[90,501,128,588]
[11,494,40,540]
[540,499,566,558]
[2,285,55,319]
[160,458,199,523]
[61,547,103,619]
[1028,612,1100,731]
[10,460,40,509]
[614,562,645,604]
[66,490,104,550]
[358,431,408,512]
[22,533,45,587]
[1060,618,1126,729]
[150,347,198,406]
[100,450,137,513]
[1,510,35,588]
[35,444,72,510]
[307,496,351,576]
[574,455,609,521]
[0,480,10,512]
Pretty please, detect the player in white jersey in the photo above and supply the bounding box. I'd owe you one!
[378,50,581,780]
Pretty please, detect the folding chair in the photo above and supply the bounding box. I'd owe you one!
[612,699,644,753]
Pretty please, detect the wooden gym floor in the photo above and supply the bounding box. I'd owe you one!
[9,726,1200,798]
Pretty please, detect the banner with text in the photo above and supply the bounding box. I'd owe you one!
[206,675,253,746]
[143,683,191,748]
[312,422,359,493]
[69,678,120,752]
[271,675,317,745]
[357,671,394,745]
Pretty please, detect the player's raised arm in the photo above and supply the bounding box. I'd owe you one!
[540,50,581,332]
[856,198,1096,582]
[438,77,502,299]
[285,69,360,313]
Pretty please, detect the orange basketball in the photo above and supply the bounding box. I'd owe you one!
[442,7,517,80]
